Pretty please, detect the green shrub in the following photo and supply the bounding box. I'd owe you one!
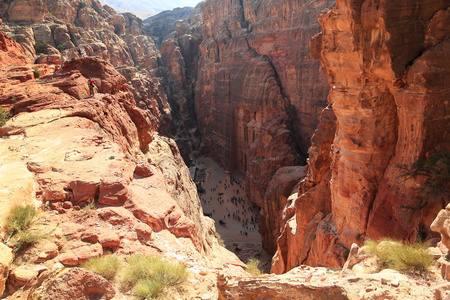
[70,34,77,45]
[397,152,450,206]
[4,205,48,254]
[5,205,36,235]
[0,106,11,127]
[56,44,67,52]
[134,278,164,299]
[33,67,41,78]
[123,254,188,299]
[364,239,434,272]
[79,1,88,8]
[12,228,46,253]
[84,255,121,280]
[34,41,48,54]
[245,258,263,276]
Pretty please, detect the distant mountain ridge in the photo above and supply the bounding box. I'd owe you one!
[99,0,202,16]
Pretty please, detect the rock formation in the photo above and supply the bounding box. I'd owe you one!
[0,54,215,250]
[144,6,195,47]
[2,3,450,297]
[0,23,32,65]
[194,0,334,214]
[0,25,243,294]
[432,204,450,251]
[150,6,204,163]
[218,258,446,300]
[272,0,450,273]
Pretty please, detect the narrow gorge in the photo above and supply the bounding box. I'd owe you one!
[0,0,449,299]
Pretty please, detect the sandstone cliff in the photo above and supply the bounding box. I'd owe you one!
[0,52,212,250]
[0,30,244,298]
[144,6,195,47]
[194,0,334,222]
[2,0,449,287]
[272,0,450,273]
[0,0,172,128]
[157,6,204,163]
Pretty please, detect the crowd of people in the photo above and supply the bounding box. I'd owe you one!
[199,174,259,237]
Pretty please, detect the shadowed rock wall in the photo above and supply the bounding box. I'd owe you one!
[195,0,334,209]
[272,0,450,273]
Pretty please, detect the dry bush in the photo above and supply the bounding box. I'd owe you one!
[364,239,434,273]
[84,255,121,280]
[123,254,188,299]
[5,205,36,235]
[246,258,263,276]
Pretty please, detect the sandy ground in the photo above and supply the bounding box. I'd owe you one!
[192,157,270,265]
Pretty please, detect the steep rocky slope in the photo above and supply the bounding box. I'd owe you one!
[271,0,450,273]
[0,0,172,132]
[2,0,449,287]
[0,29,246,298]
[144,6,195,47]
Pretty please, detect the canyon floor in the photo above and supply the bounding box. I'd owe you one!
[192,157,272,270]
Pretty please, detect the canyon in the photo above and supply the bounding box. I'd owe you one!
[0,0,449,299]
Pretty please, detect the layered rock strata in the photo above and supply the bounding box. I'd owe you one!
[219,259,445,300]
[0,48,212,256]
[195,0,334,211]
[0,0,182,159]
[144,6,195,47]
[158,6,204,163]
[0,31,246,297]
[272,0,450,272]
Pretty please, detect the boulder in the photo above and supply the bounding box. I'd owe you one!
[0,244,13,296]
[431,204,450,251]
[28,268,115,299]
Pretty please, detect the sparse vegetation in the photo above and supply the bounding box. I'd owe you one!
[5,205,36,235]
[152,157,165,166]
[70,34,77,45]
[255,156,264,163]
[75,202,96,217]
[284,168,296,174]
[123,254,188,299]
[56,44,67,52]
[108,155,115,160]
[34,41,48,54]
[214,231,225,247]
[364,239,434,273]
[33,67,41,78]
[397,152,450,209]
[79,1,88,8]
[0,106,12,127]
[245,258,263,276]
[4,205,47,254]
[84,255,121,280]
[83,202,96,210]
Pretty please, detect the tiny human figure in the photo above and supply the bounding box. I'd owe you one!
[87,78,95,96]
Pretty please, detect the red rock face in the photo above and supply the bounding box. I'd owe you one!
[195,0,333,208]
[0,0,161,70]
[0,53,212,257]
[272,0,450,272]
[0,29,30,66]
